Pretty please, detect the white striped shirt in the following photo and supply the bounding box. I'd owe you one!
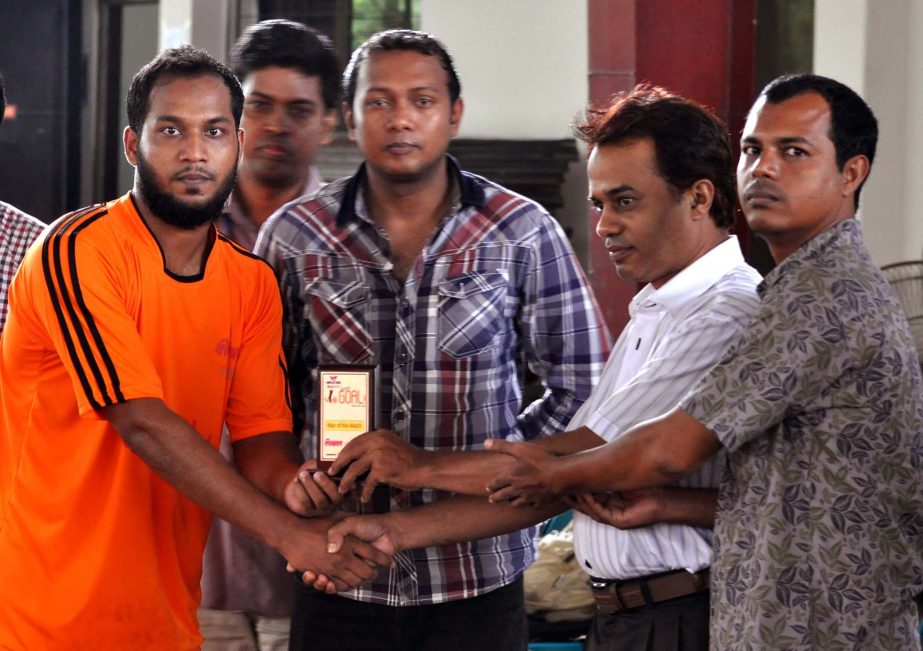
[571,236,761,580]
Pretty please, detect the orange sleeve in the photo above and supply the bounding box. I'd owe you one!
[32,209,164,415]
[225,264,293,441]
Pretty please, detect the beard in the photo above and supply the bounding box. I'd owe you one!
[135,149,237,230]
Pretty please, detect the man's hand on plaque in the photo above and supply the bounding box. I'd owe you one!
[329,429,432,503]
[284,459,346,516]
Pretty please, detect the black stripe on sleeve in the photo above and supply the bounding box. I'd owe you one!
[42,204,133,409]
[41,206,107,409]
[67,216,125,403]
[278,355,292,413]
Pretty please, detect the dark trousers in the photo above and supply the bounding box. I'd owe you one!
[586,592,709,651]
[289,576,528,651]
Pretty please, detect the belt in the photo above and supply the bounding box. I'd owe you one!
[590,568,710,614]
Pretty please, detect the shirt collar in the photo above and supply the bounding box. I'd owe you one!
[335,154,485,227]
[758,218,859,295]
[629,235,747,317]
[226,166,324,228]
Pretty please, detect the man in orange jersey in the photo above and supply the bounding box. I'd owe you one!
[0,45,389,651]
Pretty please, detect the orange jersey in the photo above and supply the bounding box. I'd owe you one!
[0,194,292,650]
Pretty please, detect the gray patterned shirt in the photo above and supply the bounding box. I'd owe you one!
[682,219,923,650]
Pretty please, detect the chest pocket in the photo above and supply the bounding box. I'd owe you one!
[303,274,373,364]
[437,270,510,359]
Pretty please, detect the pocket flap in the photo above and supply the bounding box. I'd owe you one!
[438,270,508,299]
[304,278,369,308]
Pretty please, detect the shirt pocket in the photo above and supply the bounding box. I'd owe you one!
[302,275,374,364]
[437,270,509,359]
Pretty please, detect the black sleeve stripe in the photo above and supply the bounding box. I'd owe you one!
[47,207,114,407]
[41,207,105,409]
[67,216,125,403]
[41,205,123,409]
[278,355,292,413]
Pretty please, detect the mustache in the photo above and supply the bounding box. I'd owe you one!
[170,166,216,182]
[741,180,783,200]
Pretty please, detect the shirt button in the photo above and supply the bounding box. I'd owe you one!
[393,410,405,422]
[397,351,409,365]
[400,298,410,309]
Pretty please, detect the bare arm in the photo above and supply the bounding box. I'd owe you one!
[233,431,303,501]
[487,408,721,500]
[326,495,564,556]
[569,487,718,530]
[105,397,391,589]
[299,495,563,591]
[330,426,605,500]
[234,434,346,517]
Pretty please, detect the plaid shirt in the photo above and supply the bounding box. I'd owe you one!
[0,201,45,331]
[255,158,610,605]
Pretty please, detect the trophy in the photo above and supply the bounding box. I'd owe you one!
[316,364,377,470]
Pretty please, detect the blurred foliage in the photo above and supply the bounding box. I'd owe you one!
[755,0,815,91]
[352,0,420,46]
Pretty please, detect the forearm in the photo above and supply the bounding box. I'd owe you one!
[650,487,718,528]
[234,431,303,502]
[386,496,563,550]
[106,399,304,554]
[534,426,604,455]
[414,449,525,495]
[548,409,720,494]
[413,428,603,495]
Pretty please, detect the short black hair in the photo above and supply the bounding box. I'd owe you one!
[760,74,878,207]
[126,45,244,132]
[342,29,460,109]
[231,19,339,110]
[0,74,5,128]
[575,85,736,229]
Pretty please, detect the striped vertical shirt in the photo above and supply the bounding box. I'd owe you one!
[0,201,45,331]
[571,236,761,580]
[255,158,610,605]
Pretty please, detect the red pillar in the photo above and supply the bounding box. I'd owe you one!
[586,0,756,338]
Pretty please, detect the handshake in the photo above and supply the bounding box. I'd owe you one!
[275,456,401,595]
[271,428,599,595]
[273,428,670,595]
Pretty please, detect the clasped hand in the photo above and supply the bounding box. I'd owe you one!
[327,429,431,503]
[281,459,394,593]
[483,438,562,506]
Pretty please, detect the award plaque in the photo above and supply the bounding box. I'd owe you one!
[317,364,376,470]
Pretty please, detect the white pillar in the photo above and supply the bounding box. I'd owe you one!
[419,0,591,261]
[815,0,921,265]
[159,0,233,62]
[420,0,588,140]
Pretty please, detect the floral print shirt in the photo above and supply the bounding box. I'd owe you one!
[682,219,923,650]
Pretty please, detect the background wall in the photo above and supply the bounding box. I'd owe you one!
[421,0,588,140]
[421,0,593,263]
[815,0,923,265]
